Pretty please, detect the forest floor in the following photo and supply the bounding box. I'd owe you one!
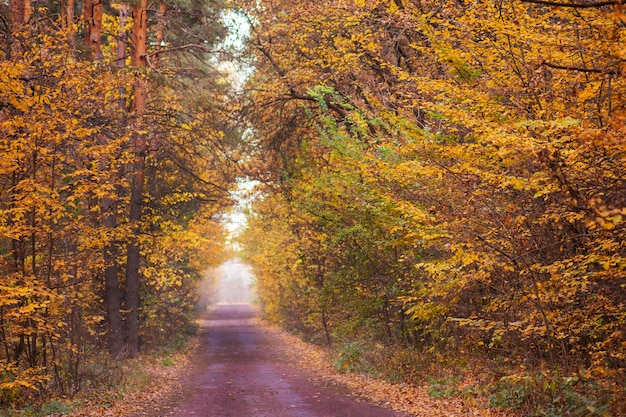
[69,304,514,417]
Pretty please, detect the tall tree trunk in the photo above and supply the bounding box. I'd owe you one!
[101,193,124,357]
[90,0,103,59]
[125,0,148,358]
[130,0,147,69]
[66,0,74,29]
[97,0,125,358]
[61,0,74,29]
[61,0,76,47]
[153,2,167,68]
[83,0,103,59]
[82,0,92,45]
[125,136,144,358]
[9,0,31,29]
[115,3,129,71]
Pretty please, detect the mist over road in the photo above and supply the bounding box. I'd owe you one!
[215,260,254,304]
[196,259,254,310]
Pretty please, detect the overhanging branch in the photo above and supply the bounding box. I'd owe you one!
[147,44,230,58]
[520,0,623,8]
[542,61,620,75]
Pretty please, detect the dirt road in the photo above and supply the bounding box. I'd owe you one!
[145,304,406,417]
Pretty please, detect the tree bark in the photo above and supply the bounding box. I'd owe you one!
[115,3,129,71]
[130,0,147,68]
[9,0,30,29]
[125,0,148,358]
[83,0,103,59]
[153,2,167,68]
[62,0,75,47]
[66,0,74,29]
[124,135,144,358]
[100,0,128,358]
[101,193,124,357]
[82,0,92,45]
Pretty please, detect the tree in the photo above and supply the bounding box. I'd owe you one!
[0,0,236,405]
[237,0,626,414]
[82,0,102,59]
[9,0,30,29]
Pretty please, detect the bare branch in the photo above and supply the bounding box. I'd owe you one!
[520,0,623,8]
[147,44,231,59]
[542,61,620,75]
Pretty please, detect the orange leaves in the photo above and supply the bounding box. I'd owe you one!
[0,22,123,405]
[0,0,239,407]
[588,207,626,230]
[0,62,31,113]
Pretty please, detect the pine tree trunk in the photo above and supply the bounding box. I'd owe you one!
[153,2,167,68]
[66,0,74,29]
[130,0,147,69]
[125,0,148,358]
[115,4,129,71]
[90,0,103,59]
[82,0,92,45]
[9,0,30,29]
[99,1,126,358]
[101,195,124,357]
[62,0,75,47]
[125,148,143,358]
[83,0,102,59]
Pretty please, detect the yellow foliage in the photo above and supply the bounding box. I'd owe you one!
[239,0,626,413]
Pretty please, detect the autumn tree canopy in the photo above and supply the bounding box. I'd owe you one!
[1,0,624,414]
[0,0,237,405]
[237,0,625,415]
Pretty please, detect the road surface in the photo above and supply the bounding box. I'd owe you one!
[144,304,406,417]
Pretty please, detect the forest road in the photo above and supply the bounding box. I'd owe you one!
[139,304,406,417]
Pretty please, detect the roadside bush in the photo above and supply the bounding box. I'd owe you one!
[489,371,611,417]
[333,342,365,373]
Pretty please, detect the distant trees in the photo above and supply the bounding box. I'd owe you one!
[238,0,625,415]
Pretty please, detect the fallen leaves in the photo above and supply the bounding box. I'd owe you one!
[67,339,197,417]
[257,319,515,417]
[67,315,513,417]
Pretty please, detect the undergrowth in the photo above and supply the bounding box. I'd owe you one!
[488,371,612,417]
[1,321,199,417]
[330,340,618,417]
[1,400,73,417]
